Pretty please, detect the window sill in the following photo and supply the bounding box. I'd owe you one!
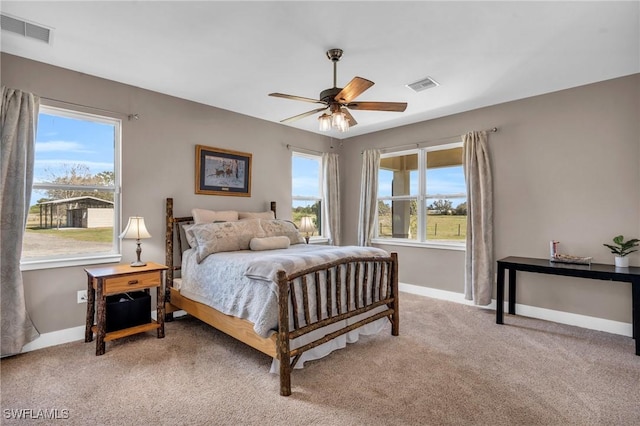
[20,253,122,271]
[308,237,330,245]
[371,238,466,251]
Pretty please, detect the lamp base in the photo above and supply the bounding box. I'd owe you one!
[131,240,146,267]
[305,236,310,244]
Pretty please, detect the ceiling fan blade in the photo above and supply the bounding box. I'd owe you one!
[280,107,328,123]
[347,101,408,112]
[341,108,358,127]
[334,77,374,103]
[269,93,326,105]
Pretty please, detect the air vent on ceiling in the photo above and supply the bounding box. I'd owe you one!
[406,76,439,93]
[1,13,51,44]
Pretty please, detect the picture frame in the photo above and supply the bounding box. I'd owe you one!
[195,145,252,197]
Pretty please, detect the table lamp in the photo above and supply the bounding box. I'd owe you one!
[299,216,315,244]
[120,216,152,266]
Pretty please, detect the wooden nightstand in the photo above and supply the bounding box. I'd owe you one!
[84,262,168,355]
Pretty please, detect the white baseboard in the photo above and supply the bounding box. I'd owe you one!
[19,309,188,354]
[400,282,633,337]
[18,286,632,354]
[21,325,86,353]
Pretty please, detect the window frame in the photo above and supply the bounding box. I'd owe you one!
[291,151,325,240]
[20,104,123,270]
[372,141,466,251]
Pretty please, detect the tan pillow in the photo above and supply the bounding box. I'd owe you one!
[249,236,290,251]
[239,211,275,220]
[192,208,239,224]
[259,219,305,245]
[188,219,265,263]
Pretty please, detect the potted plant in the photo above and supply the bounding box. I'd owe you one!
[603,235,639,267]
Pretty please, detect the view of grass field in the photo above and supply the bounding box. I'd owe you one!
[378,214,467,241]
[25,227,114,242]
[426,215,466,240]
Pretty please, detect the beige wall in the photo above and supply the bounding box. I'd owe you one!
[1,53,331,333]
[341,74,640,323]
[2,52,639,334]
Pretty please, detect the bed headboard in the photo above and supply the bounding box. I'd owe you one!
[164,197,277,292]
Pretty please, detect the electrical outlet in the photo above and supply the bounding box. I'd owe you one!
[77,290,88,304]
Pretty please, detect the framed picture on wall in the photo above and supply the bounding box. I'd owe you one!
[195,145,252,197]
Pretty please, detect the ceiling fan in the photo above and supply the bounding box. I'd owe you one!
[269,48,407,132]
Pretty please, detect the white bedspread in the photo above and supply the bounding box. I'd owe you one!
[179,244,389,337]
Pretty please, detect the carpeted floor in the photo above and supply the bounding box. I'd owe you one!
[1,292,639,425]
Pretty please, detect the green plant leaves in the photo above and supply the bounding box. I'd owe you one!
[604,235,640,257]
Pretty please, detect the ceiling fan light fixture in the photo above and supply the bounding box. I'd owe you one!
[318,113,332,131]
[338,107,350,132]
[318,108,350,133]
[337,114,350,132]
[331,110,346,128]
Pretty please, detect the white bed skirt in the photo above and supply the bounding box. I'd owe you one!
[269,306,388,373]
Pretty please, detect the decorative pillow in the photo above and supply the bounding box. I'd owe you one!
[182,221,228,249]
[259,219,305,245]
[239,210,275,220]
[188,219,265,263]
[249,236,290,251]
[192,208,239,224]
[181,223,197,248]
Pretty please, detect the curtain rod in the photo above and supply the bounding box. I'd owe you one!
[367,127,498,154]
[41,96,139,120]
[286,144,324,156]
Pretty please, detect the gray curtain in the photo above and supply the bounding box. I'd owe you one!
[1,86,40,356]
[322,152,341,245]
[357,149,380,246]
[462,131,494,306]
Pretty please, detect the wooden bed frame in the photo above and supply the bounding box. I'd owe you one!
[164,197,399,396]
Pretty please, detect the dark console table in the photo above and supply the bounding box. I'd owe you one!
[496,256,640,356]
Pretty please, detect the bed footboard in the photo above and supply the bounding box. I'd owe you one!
[276,253,399,396]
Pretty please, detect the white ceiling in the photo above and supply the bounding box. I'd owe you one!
[1,1,638,139]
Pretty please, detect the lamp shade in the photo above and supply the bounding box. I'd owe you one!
[120,216,151,240]
[299,216,315,234]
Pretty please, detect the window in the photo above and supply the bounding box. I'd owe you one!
[375,142,466,246]
[21,105,121,269]
[291,152,322,238]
